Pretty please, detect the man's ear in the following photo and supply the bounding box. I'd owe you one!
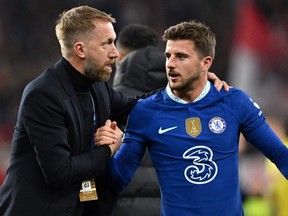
[74,42,86,59]
[202,56,213,71]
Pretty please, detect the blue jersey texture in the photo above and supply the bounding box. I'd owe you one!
[109,82,288,216]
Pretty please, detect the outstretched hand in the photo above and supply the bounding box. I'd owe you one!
[208,72,230,92]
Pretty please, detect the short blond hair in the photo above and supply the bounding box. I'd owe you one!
[55,5,116,57]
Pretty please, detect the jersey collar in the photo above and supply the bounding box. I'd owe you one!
[166,81,211,104]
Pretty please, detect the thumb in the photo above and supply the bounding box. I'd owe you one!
[105,119,112,126]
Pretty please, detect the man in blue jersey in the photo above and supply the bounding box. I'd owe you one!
[95,20,288,216]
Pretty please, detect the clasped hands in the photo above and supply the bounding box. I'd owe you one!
[94,119,123,156]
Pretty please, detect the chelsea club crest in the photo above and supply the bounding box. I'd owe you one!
[208,117,226,134]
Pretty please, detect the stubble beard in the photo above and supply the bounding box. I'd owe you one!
[170,71,200,93]
[84,55,111,82]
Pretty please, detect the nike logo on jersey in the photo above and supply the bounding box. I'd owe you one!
[158,126,177,134]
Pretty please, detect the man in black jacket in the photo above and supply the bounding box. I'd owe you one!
[111,24,165,216]
[0,6,132,216]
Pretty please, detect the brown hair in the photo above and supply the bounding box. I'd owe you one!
[55,5,116,57]
[162,20,216,59]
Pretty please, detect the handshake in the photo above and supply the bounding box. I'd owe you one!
[94,120,123,156]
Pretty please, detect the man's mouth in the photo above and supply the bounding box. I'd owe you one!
[168,72,180,81]
[105,64,113,72]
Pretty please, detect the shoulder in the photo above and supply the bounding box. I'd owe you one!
[205,85,256,117]
[22,62,69,103]
[218,87,264,119]
[219,86,247,98]
[24,70,54,96]
[218,87,251,105]
[25,60,67,91]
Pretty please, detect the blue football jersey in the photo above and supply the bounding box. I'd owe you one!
[110,82,288,216]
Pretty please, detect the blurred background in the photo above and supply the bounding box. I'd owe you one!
[0,0,288,215]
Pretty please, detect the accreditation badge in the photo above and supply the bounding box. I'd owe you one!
[79,178,98,202]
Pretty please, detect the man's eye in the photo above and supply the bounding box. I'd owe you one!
[103,43,112,49]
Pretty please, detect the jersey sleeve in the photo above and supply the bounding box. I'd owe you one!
[249,124,288,179]
[231,89,288,179]
[108,99,151,191]
[230,89,265,140]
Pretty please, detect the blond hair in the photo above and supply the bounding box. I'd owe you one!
[55,5,116,57]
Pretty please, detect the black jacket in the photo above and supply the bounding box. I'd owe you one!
[111,46,167,216]
[0,59,136,216]
[113,46,167,97]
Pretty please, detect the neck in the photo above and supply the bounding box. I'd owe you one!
[173,79,208,103]
[64,56,85,75]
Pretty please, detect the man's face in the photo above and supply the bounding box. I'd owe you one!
[165,39,205,93]
[84,20,119,82]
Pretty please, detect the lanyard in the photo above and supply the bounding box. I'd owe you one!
[90,93,96,151]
